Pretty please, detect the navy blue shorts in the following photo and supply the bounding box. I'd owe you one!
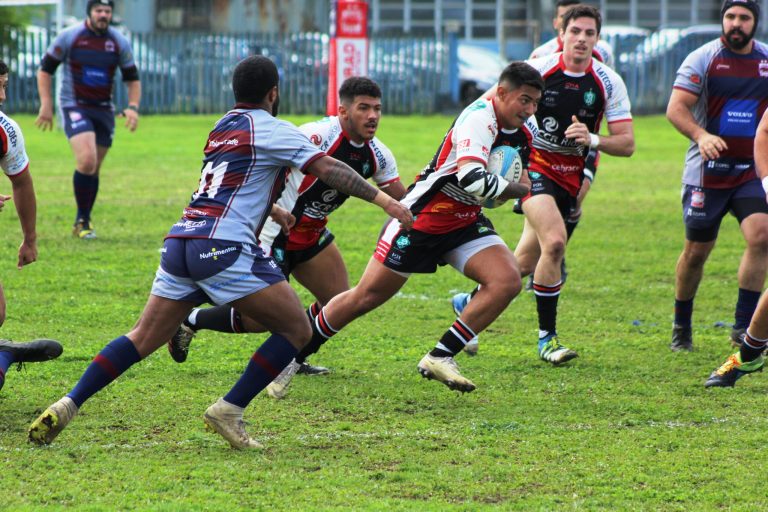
[150,238,286,305]
[682,180,768,242]
[61,107,115,148]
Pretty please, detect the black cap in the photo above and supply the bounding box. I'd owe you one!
[721,0,760,25]
[87,0,114,15]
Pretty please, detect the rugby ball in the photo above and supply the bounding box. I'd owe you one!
[483,145,524,209]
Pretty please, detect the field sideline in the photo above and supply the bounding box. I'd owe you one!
[1,113,766,510]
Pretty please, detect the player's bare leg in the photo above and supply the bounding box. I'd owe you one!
[730,213,768,345]
[522,194,576,364]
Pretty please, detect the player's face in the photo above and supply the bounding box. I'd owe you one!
[340,95,382,143]
[0,74,7,105]
[88,6,112,33]
[722,6,756,51]
[560,16,598,63]
[495,84,540,130]
[553,6,571,31]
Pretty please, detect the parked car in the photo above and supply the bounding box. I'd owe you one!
[457,43,507,105]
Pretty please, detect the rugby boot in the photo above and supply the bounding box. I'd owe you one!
[538,335,578,365]
[203,398,263,449]
[73,218,97,240]
[296,361,330,376]
[729,328,746,348]
[168,324,196,363]
[670,324,693,352]
[451,293,479,356]
[417,353,476,393]
[705,352,764,388]
[28,396,79,445]
[0,339,62,362]
[265,359,301,399]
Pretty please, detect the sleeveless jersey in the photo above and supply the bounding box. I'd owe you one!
[0,112,30,178]
[403,98,537,234]
[259,116,400,249]
[167,107,325,244]
[673,38,768,188]
[530,37,614,68]
[526,53,631,196]
[43,22,137,110]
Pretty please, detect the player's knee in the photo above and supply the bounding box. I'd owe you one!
[747,229,768,254]
[682,247,709,268]
[76,155,99,174]
[541,238,566,262]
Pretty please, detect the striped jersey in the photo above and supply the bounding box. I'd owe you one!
[0,111,30,178]
[259,116,399,249]
[167,107,325,244]
[403,97,537,234]
[526,53,632,196]
[42,22,137,110]
[530,37,614,68]
[673,38,768,188]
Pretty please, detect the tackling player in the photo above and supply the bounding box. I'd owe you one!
[28,56,413,449]
[35,0,141,240]
[166,77,406,398]
[0,59,63,391]
[667,0,768,352]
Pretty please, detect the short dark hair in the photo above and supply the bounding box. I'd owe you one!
[232,55,279,104]
[561,4,602,35]
[498,61,544,93]
[556,0,581,10]
[0,60,8,76]
[338,76,381,104]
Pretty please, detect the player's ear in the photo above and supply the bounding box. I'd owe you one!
[267,86,278,103]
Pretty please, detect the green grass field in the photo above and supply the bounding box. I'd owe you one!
[1,113,766,510]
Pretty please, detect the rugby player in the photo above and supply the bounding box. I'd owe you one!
[35,0,141,240]
[667,0,768,353]
[0,59,62,391]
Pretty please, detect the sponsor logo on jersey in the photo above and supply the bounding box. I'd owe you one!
[105,40,115,52]
[690,73,701,84]
[310,134,322,145]
[208,138,240,148]
[542,117,559,132]
[273,247,284,262]
[691,190,705,209]
[457,139,471,151]
[431,202,453,213]
[565,81,579,91]
[716,63,730,70]
[686,208,706,217]
[395,235,410,249]
[478,226,490,234]
[0,117,18,147]
[760,61,768,77]
[199,246,238,261]
[362,161,371,176]
[321,189,338,202]
[584,90,596,106]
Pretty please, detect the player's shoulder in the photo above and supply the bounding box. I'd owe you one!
[752,39,768,57]
[529,37,558,59]
[107,26,133,47]
[595,40,614,62]
[456,97,496,124]
[299,116,341,150]
[592,59,625,88]
[368,136,396,163]
[526,53,561,74]
[0,112,23,141]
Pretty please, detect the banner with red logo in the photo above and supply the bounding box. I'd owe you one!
[326,0,369,115]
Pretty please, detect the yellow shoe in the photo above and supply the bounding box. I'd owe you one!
[73,218,97,240]
[28,396,79,445]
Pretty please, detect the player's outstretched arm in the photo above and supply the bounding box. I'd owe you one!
[307,155,413,228]
[10,171,37,268]
[667,88,726,161]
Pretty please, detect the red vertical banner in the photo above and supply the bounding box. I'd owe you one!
[327,0,369,115]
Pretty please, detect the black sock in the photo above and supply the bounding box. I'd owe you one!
[194,305,240,333]
[430,319,477,357]
[740,331,767,363]
[533,280,562,338]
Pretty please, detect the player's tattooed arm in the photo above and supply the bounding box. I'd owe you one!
[307,155,413,228]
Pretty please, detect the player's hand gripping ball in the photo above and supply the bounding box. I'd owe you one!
[483,145,523,209]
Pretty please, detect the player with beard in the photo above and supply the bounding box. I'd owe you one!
[667,0,768,352]
[165,77,407,399]
[35,0,141,240]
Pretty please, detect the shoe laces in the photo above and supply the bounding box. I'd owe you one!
[716,354,740,375]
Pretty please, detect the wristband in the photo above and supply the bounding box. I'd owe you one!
[762,176,768,194]
[589,133,600,149]
[126,105,139,113]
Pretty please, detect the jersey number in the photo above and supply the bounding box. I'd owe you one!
[194,160,228,199]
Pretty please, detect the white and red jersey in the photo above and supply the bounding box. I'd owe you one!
[167,106,325,244]
[526,53,631,196]
[403,98,537,234]
[259,116,400,249]
[530,36,614,68]
[0,112,30,178]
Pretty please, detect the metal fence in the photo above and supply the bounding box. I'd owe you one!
[0,28,449,115]
[0,26,731,116]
